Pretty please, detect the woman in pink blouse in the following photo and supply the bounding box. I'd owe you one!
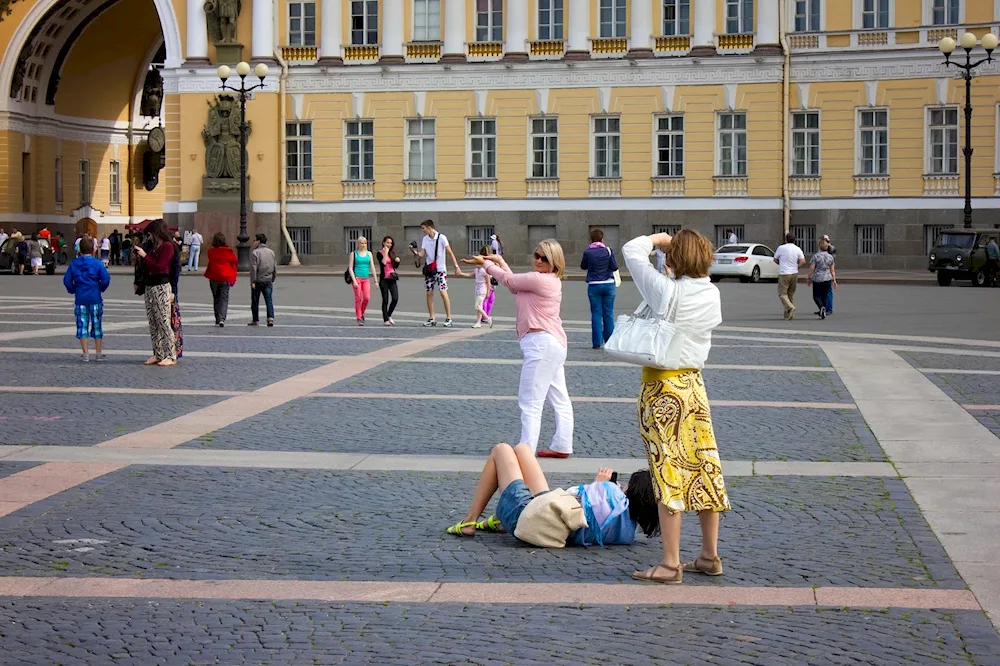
[462,239,575,459]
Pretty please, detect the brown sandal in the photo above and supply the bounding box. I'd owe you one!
[632,562,683,585]
[682,556,724,577]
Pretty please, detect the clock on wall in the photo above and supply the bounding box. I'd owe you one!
[147,127,165,153]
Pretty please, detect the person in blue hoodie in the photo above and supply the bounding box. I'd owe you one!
[63,236,111,362]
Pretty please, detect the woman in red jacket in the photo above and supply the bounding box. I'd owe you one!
[204,232,239,327]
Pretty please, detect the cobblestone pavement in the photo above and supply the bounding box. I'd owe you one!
[922,373,1000,406]
[0,462,38,479]
[897,350,1000,372]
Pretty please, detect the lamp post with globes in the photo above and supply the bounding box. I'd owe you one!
[939,31,998,229]
[216,61,269,271]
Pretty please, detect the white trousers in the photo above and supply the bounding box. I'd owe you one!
[518,331,574,454]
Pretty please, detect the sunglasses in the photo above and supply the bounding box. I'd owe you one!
[533,252,550,263]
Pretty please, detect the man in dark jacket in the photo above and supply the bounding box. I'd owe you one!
[580,228,619,350]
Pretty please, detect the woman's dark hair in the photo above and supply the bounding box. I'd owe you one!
[381,235,397,261]
[590,228,604,243]
[145,219,172,244]
[212,232,227,247]
[624,469,661,538]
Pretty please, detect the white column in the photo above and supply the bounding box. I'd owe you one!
[252,0,274,58]
[506,0,528,55]
[382,0,405,60]
[630,0,652,51]
[320,0,343,59]
[443,0,466,58]
[186,0,208,59]
[568,0,590,53]
[693,0,716,48]
[757,0,780,44]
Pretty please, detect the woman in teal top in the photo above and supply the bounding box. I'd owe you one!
[349,236,378,325]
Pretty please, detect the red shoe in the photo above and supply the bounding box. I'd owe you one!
[536,449,570,459]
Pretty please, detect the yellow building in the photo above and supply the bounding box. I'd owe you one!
[2,0,999,268]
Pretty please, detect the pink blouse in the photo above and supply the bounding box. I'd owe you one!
[485,261,567,348]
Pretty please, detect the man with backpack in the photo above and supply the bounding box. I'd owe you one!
[410,219,462,327]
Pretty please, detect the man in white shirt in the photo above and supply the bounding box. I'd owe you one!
[0,228,8,247]
[410,219,461,327]
[187,229,204,271]
[728,231,739,245]
[774,232,806,320]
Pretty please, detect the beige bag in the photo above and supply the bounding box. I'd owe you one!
[513,489,588,548]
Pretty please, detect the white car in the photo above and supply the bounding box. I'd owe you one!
[710,243,780,283]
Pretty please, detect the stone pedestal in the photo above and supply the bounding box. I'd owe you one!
[215,43,244,65]
[201,176,251,212]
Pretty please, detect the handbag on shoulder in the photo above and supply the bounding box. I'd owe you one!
[344,251,355,284]
[604,281,689,369]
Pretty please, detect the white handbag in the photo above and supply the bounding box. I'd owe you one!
[604,282,688,369]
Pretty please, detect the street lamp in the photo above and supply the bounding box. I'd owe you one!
[217,61,269,271]
[939,31,998,229]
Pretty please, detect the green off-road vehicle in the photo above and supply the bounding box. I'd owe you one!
[928,228,996,287]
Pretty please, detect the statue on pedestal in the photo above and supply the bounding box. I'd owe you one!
[205,0,241,44]
[202,95,251,197]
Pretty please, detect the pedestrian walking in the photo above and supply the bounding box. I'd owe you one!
[774,233,806,320]
[808,239,837,319]
[0,228,8,247]
[99,236,111,266]
[205,232,238,327]
[63,236,111,362]
[27,234,42,275]
[581,228,618,350]
[14,233,27,275]
[348,236,378,325]
[133,218,177,366]
[622,229,730,585]
[376,236,400,326]
[109,230,121,266]
[170,233,184,359]
[490,234,504,256]
[462,240,574,459]
[187,229,203,271]
[472,245,494,328]
[411,220,462,327]
[986,236,1000,287]
[121,234,132,266]
[728,231,739,245]
[248,233,276,327]
[56,233,68,265]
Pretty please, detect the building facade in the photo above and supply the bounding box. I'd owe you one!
[2,0,1000,267]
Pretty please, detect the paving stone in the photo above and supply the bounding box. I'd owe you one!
[185,397,881,461]
[19,334,402,357]
[0,461,37,478]
[923,373,1000,406]
[971,410,1000,438]
[897,350,1000,372]
[0,600,997,666]
[0,469,959,588]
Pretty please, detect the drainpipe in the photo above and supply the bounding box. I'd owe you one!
[274,51,300,265]
[779,0,791,235]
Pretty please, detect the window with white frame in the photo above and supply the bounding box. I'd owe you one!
[927,107,959,175]
[932,0,959,25]
[109,160,121,205]
[79,159,90,206]
[856,224,885,255]
[413,0,440,41]
[593,116,621,178]
[530,117,558,178]
[726,0,753,33]
[858,109,888,175]
[716,225,745,246]
[287,226,312,255]
[407,118,436,180]
[54,156,63,204]
[794,0,820,31]
[538,0,563,40]
[288,1,316,46]
[476,0,502,42]
[924,224,951,254]
[345,226,372,254]
[663,0,690,35]
[286,122,313,183]
[469,118,497,180]
[468,225,495,255]
[655,115,684,177]
[350,0,378,45]
[862,0,889,29]
[599,0,627,38]
[717,112,747,177]
[346,120,374,181]
[791,224,817,254]
[792,111,820,176]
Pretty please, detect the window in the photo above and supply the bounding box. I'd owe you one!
[858,109,888,175]
[538,0,563,40]
[413,0,441,40]
[406,118,436,180]
[476,0,502,41]
[346,120,374,181]
[862,0,889,29]
[345,225,372,254]
[792,111,820,176]
[469,118,497,180]
[286,122,313,183]
[79,159,90,206]
[932,0,958,25]
[653,224,681,235]
[531,117,558,178]
[593,116,621,178]
[927,107,959,175]
[287,226,312,255]
[717,112,747,177]
[791,224,817,254]
[794,0,820,31]
[663,0,690,35]
[599,0,626,38]
[716,225,745,247]
[289,1,316,46]
[655,115,684,177]
[351,0,378,45]
[924,224,951,254]
[109,160,121,205]
[54,156,63,204]
[856,224,885,255]
[468,225,495,255]
[726,0,753,33]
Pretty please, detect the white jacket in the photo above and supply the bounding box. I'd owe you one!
[622,235,722,370]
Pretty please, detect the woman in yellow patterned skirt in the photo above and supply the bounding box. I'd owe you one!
[621,230,730,585]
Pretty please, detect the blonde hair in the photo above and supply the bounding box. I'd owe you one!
[535,239,566,278]
[667,229,713,279]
